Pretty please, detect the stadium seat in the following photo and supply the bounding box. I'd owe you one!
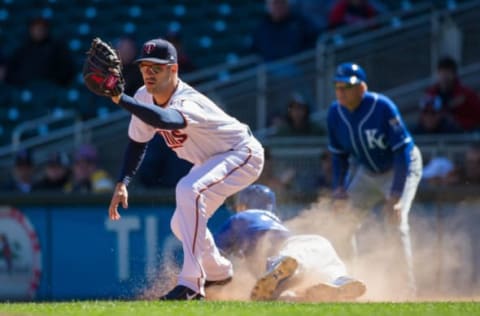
[0,0,276,143]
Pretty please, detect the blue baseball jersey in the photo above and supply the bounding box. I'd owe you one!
[327,92,414,194]
[213,209,290,257]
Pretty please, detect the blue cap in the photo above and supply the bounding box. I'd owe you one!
[235,184,276,212]
[333,62,367,84]
[134,38,177,65]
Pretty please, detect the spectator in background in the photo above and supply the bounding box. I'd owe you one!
[271,150,333,198]
[6,17,75,87]
[424,56,480,132]
[2,150,35,193]
[420,156,455,187]
[448,142,480,186]
[0,50,6,83]
[64,144,114,193]
[328,0,379,30]
[250,0,318,62]
[273,93,325,137]
[33,151,71,191]
[115,36,144,96]
[411,95,463,135]
[165,31,196,74]
[463,143,480,185]
[0,50,9,110]
[291,0,335,32]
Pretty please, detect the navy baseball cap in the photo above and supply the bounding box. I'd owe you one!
[134,38,177,64]
[333,62,367,84]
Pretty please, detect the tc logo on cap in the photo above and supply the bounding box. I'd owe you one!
[135,38,178,64]
[144,42,156,54]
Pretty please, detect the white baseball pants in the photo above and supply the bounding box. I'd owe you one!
[170,141,264,295]
[275,234,348,287]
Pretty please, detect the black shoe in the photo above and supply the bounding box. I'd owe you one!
[204,276,233,288]
[159,285,204,301]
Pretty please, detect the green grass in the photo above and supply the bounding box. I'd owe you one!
[0,301,479,316]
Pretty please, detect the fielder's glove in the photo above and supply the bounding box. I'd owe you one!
[82,37,125,97]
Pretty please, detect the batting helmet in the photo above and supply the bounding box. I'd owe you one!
[234,184,276,212]
[333,62,367,84]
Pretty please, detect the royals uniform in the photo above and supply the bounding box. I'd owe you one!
[215,209,290,259]
[127,79,264,296]
[214,208,351,288]
[327,90,422,294]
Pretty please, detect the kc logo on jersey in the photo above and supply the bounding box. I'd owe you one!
[158,130,188,148]
[365,129,386,149]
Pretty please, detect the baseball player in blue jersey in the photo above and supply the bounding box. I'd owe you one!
[327,62,422,298]
[212,184,366,301]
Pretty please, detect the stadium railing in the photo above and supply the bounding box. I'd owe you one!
[0,0,479,176]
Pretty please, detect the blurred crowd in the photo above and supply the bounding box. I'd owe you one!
[1,144,114,194]
[1,0,480,196]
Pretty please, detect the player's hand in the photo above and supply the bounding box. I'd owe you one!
[109,182,129,221]
[383,197,401,226]
[111,93,122,104]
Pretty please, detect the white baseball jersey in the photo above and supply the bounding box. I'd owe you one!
[126,79,264,295]
[128,80,253,165]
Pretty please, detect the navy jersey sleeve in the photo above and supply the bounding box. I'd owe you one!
[118,94,187,130]
[118,139,148,186]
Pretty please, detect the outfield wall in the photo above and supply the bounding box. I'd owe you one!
[0,193,233,301]
[0,190,479,301]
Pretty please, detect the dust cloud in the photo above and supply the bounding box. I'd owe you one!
[280,197,479,302]
[141,198,479,302]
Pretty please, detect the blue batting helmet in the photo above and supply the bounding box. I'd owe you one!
[333,62,367,84]
[235,184,276,212]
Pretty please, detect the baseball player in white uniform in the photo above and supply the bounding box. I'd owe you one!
[108,38,264,300]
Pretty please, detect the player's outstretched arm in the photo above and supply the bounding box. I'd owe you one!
[112,94,186,130]
[109,182,129,221]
